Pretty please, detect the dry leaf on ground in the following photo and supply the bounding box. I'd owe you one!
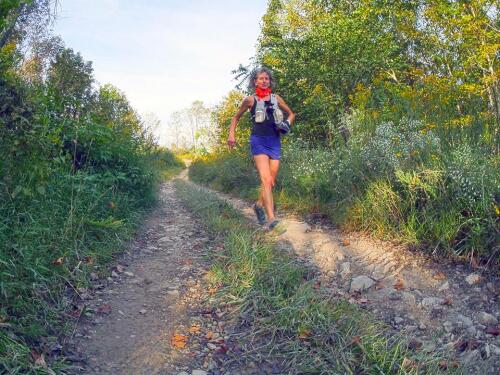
[52,257,64,266]
[433,272,446,280]
[298,329,311,339]
[97,304,112,314]
[348,336,361,346]
[443,297,453,306]
[171,333,188,349]
[402,357,416,369]
[188,325,201,334]
[394,279,404,291]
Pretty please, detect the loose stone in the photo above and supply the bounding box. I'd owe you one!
[490,344,500,356]
[339,262,351,279]
[478,312,498,326]
[465,273,481,285]
[443,321,453,333]
[421,297,444,309]
[455,314,473,327]
[394,316,404,324]
[438,281,449,291]
[388,291,402,301]
[350,276,374,292]
[402,292,416,306]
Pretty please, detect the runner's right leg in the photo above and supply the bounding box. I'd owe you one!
[254,154,275,222]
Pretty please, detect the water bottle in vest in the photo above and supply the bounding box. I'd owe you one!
[254,97,266,123]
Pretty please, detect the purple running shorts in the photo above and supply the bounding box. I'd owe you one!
[250,134,281,160]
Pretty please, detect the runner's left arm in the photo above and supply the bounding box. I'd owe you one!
[276,95,295,125]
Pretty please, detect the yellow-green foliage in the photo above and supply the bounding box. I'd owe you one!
[194,0,498,261]
[212,90,251,150]
[257,0,498,146]
[0,29,181,371]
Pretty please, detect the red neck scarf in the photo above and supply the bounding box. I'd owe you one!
[255,87,272,99]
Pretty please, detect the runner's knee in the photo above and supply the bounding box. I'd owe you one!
[261,175,273,189]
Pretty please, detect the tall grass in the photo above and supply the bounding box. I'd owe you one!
[0,150,183,373]
[189,116,499,263]
[174,180,449,374]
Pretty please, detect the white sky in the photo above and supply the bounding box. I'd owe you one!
[53,0,268,144]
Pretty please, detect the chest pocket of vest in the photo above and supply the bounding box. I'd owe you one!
[254,94,283,124]
[254,98,266,123]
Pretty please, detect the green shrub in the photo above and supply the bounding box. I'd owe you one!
[189,122,498,261]
[189,152,258,197]
[0,43,183,371]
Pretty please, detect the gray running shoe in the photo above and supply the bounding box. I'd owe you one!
[268,219,280,230]
[268,219,286,234]
[253,204,266,225]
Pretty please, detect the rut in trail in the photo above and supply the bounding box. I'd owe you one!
[207,189,500,374]
[69,180,217,374]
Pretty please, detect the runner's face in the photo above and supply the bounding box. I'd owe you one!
[254,73,270,89]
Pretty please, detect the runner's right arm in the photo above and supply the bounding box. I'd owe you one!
[228,96,253,148]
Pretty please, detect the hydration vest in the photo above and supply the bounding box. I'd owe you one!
[253,94,284,125]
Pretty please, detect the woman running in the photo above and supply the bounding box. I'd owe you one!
[227,67,295,230]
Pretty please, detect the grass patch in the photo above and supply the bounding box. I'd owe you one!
[0,159,183,374]
[188,148,499,264]
[174,180,450,374]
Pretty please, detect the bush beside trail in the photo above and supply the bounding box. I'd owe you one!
[189,122,499,262]
[197,0,499,265]
[0,32,184,372]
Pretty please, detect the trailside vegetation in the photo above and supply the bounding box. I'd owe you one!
[174,180,450,374]
[191,0,499,263]
[0,1,183,372]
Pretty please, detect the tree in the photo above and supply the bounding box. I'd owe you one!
[0,0,56,49]
[212,90,251,150]
[46,47,94,119]
[186,100,210,149]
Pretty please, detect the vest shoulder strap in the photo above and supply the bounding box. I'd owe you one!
[270,94,279,108]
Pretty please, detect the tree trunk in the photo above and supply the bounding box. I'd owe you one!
[0,3,26,49]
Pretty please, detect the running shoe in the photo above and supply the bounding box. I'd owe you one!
[253,204,266,225]
[268,219,286,234]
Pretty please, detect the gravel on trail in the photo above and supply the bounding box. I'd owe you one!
[67,173,499,374]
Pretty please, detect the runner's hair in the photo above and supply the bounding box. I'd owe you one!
[248,67,275,92]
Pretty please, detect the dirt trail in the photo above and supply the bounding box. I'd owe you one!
[68,177,217,374]
[210,190,500,374]
[67,171,499,374]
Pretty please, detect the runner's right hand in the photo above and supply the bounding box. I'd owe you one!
[227,135,236,148]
